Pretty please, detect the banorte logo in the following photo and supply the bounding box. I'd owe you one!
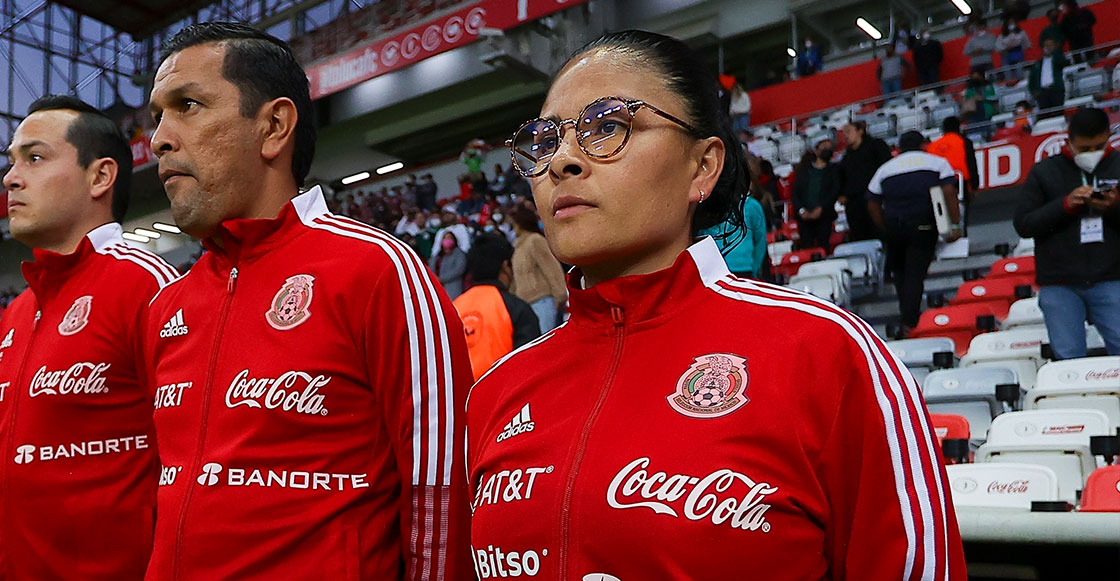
[198,462,223,486]
[13,445,35,464]
[225,369,330,416]
[29,362,110,397]
[607,457,778,532]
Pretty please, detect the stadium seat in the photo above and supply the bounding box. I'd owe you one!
[931,413,972,464]
[787,273,847,307]
[960,326,1051,390]
[832,239,883,288]
[929,101,959,128]
[886,337,957,382]
[946,463,1061,509]
[976,408,1112,502]
[950,278,1034,317]
[1032,116,1068,135]
[773,247,826,279]
[1001,297,1044,330]
[1081,465,1120,512]
[751,138,778,162]
[767,239,794,266]
[1070,68,1109,99]
[923,367,1021,440]
[1011,237,1035,257]
[986,256,1035,280]
[1029,356,1120,431]
[778,134,807,165]
[911,303,1002,355]
[896,109,925,134]
[998,86,1031,113]
[795,259,852,289]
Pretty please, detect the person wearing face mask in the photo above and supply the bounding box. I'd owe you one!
[796,36,823,77]
[877,43,911,96]
[1059,0,1096,63]
[1039,9,1066,53]
[961,71,997,133]
[1029,38,1068,117]
[963,18,996,75]
[912,29,944,88]
[792,138,841,251]
[430,231,468,299]
[995,19,1031,79]
[1013,107,1120,360]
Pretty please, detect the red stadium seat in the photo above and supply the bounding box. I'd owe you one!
[930,414,972,464]
[1080,465,1120,512]
[911,303,1003,355]
[986,256,1036,281]
[950,278,1035,318]
[828,231,845,250]
[772,247,827,279]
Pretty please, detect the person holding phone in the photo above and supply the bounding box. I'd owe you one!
[1014,107,1120,359]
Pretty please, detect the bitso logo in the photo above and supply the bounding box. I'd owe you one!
[58,295,93,336]
[266,274,315,330]
[496,403,534,442]
[198,462,223,486]
[472,545,548,579]
[13,445,36,464]
[667,353,750,418]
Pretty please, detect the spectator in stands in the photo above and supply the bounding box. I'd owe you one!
[961,70,997,132]
[430,231,467,299]
[877,43,911,96]
[995,19,1031,79]
[797,36,823,77]
[753,156,781,232]
[963,19,997,74]
[509,205,567,333]
[1008,100,1034,133]
[1039,9,1066,53]
[394,208,424,238]
[461,139,485,184]
[893,21,915,54]
[699,176,768,278]
[416,213,440,258]
[913,29,944,88]
[1003,0,1030,23]
[452,232,541,380]
[928,116,980,209]
[729,80,752,134]
[792,138,840,251]
[1013,107,1120,359]
[1029,38,1067,116]
[1059,0,1096,63]
[868,131,962,338]
[417,172,438,211]
[838,120,892,241]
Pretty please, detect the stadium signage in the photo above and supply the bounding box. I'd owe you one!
[305,0,589,99]
[973,130,1120,190]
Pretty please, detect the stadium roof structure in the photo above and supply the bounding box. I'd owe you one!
[52,0,220,38]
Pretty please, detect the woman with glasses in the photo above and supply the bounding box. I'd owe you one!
[467,30,964,580]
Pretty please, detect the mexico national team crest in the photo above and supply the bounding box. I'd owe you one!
[58,295,93,336]
[266,274,315,331]
[667,353,750,419]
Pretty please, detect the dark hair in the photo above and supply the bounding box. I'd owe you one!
[509,205,543,235]
[565,30,749,238]
[941,116,962,134]
[845,120,868,135]
[899,130,926,152]
[467,232,515,281]
[1068,107,1109,138]
[27,95,132,222]
[159,22,316,187]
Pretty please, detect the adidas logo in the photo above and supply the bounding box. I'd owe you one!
[496,403,535,443]
[0,329,13,349]
[159,309,189,338]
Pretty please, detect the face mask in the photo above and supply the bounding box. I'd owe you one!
[1010,25,1019,33]
[428,218,441,228]
[442,238,457,249]
[1074,150,1105,173]
[483,225,496,233]
[805,41,812,48]
[818,148,834,162]
[922,33,931,41]
[492,213,504,223]
[1015,107,1026,114]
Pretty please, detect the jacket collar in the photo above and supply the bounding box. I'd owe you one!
[566,236,728,329]
[22,222,123,304]
[200,186,326,264]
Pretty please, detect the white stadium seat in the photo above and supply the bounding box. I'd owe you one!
[1001,297,1044,330]
[947,463,1061,509]
[768,239,794,266]
[887,337,956,382]
[787,273,848,307]
[976,409,1112,502]
[1032,116,1068,135]
[1029,356,1120,431]
[923,367,1021,440]
[1012,238,1035,256]
[961,327,1050,390]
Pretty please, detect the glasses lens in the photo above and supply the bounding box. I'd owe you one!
[511,120,559,176]
[577,99,631,157]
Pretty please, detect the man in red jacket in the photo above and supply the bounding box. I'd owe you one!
[143,22,473,580]
[0,95,179,580]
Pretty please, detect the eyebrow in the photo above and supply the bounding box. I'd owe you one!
[150,81,206,112]
[6,140,50,158]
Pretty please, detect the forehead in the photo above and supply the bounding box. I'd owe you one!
[1070,132,1110,145]
[542,49,681,117]
[153,42,228,94]
[11,109,79,149]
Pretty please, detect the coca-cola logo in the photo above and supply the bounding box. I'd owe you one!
[225,369,330,416]
[1008,340,1042,350]
[1086,368,1120,381]
[1041,424,1084,435]
[28,363,110,397]
[987,479,1030,494]
[606,457,778,532]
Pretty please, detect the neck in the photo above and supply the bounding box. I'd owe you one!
[581,233,692,288]
[32,218,109,256]
[814,159,828,168]
[243,173,300,221]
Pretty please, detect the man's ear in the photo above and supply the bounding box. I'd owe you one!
[260,97,298,163]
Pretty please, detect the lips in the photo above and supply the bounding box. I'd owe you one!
[551,195,597,219]
[158,165,191,183]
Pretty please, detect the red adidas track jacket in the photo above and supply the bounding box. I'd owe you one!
[467,237,967,580]
[142,187,473,580]
[0,223,178,580]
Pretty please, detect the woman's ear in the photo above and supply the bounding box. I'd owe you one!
[689,136,725,204]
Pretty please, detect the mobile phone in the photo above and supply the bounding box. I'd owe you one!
[1091,189,1107,200]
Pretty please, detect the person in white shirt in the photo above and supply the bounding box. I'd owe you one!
[1029,38,1067,115]
[729,82,751,135]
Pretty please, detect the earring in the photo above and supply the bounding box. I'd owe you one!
[698,189,706,203]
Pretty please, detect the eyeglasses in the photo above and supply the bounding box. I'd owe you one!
[506,96,700,177]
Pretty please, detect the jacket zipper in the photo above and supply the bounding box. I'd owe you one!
[1,309,41,500]
[559,306,626,577]
[172,266,238,579]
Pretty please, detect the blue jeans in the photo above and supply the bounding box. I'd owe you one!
[1038,281,1120,359]
[531,296,558,334]
[882,78,902,96]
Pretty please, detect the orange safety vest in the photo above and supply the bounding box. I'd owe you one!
[928,133,970,182]
[453,284,514,380]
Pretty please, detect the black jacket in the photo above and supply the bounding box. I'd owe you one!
[1013,153,1120,286]
[912,39,944,70]
[839,137,893,200]
[476,280,541,348]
